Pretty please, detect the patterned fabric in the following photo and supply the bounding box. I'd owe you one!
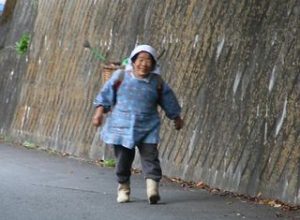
[93,69,181,149]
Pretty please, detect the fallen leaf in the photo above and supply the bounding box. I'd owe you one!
[274,204,282,208]
[257,192,262,198]
[196,181,208,189]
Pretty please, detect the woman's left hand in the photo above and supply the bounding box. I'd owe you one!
[174,117,184,130]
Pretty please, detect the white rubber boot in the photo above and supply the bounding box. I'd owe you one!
[146,179,160,204]
[117,183,130,203]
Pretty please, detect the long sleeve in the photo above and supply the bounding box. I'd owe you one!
[93,69,123,112]
[158,82,181,119]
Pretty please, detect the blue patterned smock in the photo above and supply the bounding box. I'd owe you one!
[93,69,181,149]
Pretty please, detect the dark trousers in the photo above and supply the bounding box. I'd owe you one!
[113,143,162,183]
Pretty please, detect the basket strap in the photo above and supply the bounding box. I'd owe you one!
[154,74,164,103]
[113,71,125,104]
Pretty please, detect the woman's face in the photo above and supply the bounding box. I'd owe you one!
[132,52,154,78]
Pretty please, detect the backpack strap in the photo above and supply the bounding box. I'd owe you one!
[113,70,125,91]
[113,70,125,105]
[153,74,164,103]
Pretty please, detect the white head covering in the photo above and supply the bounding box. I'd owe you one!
[125,44,161,75]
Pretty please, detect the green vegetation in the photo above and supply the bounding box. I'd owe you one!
[22,140,37,149]
[103,159,116,168]
[15,33,30,55]
[0,134,13,143]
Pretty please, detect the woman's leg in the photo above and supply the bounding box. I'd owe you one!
[113,145,135,203]
[137,143,162,181]
[113,145,135,183]
[137,143,162,204]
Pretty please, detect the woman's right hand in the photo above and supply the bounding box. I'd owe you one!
[92,106,105,127]
[92,114,103,127]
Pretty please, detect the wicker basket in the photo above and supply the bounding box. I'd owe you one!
[101,62,122,84]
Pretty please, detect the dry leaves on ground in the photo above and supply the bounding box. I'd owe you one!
[165,176,300,211]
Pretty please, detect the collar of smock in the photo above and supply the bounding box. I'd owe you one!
[129,71,152,83]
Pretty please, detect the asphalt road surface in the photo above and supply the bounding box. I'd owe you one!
[0,143,299,220]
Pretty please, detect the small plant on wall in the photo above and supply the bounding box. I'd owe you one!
[15,33,30,55]
[31,0,38,10]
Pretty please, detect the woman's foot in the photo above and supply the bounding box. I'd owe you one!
[117,182,130,203]
[146,179,160,204]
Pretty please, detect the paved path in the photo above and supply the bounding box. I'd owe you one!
[0,143,299,220]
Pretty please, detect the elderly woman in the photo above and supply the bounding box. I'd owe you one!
[93,44,183,204]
